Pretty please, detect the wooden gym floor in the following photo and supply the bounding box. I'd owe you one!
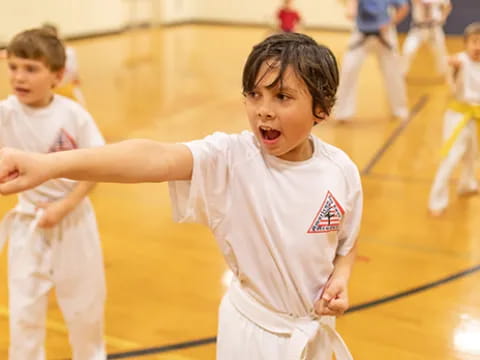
[0,24,479,359]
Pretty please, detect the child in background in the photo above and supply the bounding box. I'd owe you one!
[335,0,410,122]
[0,28,106,359]
[42,23,87,106]
[402,0,452,76]
[277,0,301,33]
[428,22,480,216]
[0,33,362,360]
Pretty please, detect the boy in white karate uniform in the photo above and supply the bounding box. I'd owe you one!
[429,23,480,215]
[0,29,106,359]
[0,33,363,360]
[402,0,452,76]
[335,0,410,121]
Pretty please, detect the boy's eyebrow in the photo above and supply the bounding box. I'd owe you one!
[270,85,300,95]
[256,83,300,94]
[278,86,299,93]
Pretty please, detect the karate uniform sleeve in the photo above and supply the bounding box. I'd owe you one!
[169,132,232,228]
[76,108,105,148]
[336,163,363,256]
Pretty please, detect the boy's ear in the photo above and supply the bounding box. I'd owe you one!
[314,107,327,121]
[52,67,65,88]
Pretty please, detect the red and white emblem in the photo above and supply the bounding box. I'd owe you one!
[48,128,78,153]
[307,191,345,233]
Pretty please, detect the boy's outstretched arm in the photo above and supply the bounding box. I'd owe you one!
[0,139,193,195]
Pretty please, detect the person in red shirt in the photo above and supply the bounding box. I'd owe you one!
[277,0,301,32]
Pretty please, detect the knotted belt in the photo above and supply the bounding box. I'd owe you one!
[349,31,392,50]
[440,100,480,158]
[228,279,354,360]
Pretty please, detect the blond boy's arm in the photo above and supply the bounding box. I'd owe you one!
[36,181,96,228]
[445,53,462,90]
[449,54,462,80]
[0,140,193,195]
[60,181,96,210]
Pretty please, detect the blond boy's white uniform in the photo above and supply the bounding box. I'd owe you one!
[429,52,480,212]
[402,0,450,75]
[0,95,106,360]
[169,132,363,359]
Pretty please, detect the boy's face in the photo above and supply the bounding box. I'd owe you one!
[7,55,63,107]
[244,61,322,162]
[465,34,480,62]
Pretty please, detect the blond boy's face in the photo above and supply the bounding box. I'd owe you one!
[466,34,480,62]
[7,55,63,107]
[244,62,322,162]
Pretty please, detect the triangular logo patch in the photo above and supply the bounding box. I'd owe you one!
[48,128,78,153]
[307,191,345,233]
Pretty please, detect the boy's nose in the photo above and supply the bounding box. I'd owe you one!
[12,71,26,82]
[257,104,275,120]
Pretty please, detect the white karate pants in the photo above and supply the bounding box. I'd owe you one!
[335,29,409,120]
[7,199,106,360]
[402,26,448,75]
[429,111,478,212]
[216,281,352,360]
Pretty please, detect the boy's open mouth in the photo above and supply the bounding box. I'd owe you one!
[15,87,30,95]
[259,125,281,141]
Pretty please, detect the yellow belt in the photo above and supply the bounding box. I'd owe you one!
[440,100,480,158]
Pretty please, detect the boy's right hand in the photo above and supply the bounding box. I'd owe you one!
[448,55,462,71]
[448,55,462,82]
[0,148,52,195]
[37,200,73,228]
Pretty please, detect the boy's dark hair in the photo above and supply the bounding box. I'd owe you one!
[6,28,66,71]
[42,23,59,37]
[464,22,480,41]
[242,32,339,119]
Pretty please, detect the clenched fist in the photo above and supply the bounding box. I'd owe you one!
[0,148,53,195]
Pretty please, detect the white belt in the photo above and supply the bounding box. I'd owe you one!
[0,210,15,253]
[0,206,44,254]
[228,280,353,360]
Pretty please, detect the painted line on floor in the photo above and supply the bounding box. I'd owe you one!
[362,94,429,175]
[100,263,480,358]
